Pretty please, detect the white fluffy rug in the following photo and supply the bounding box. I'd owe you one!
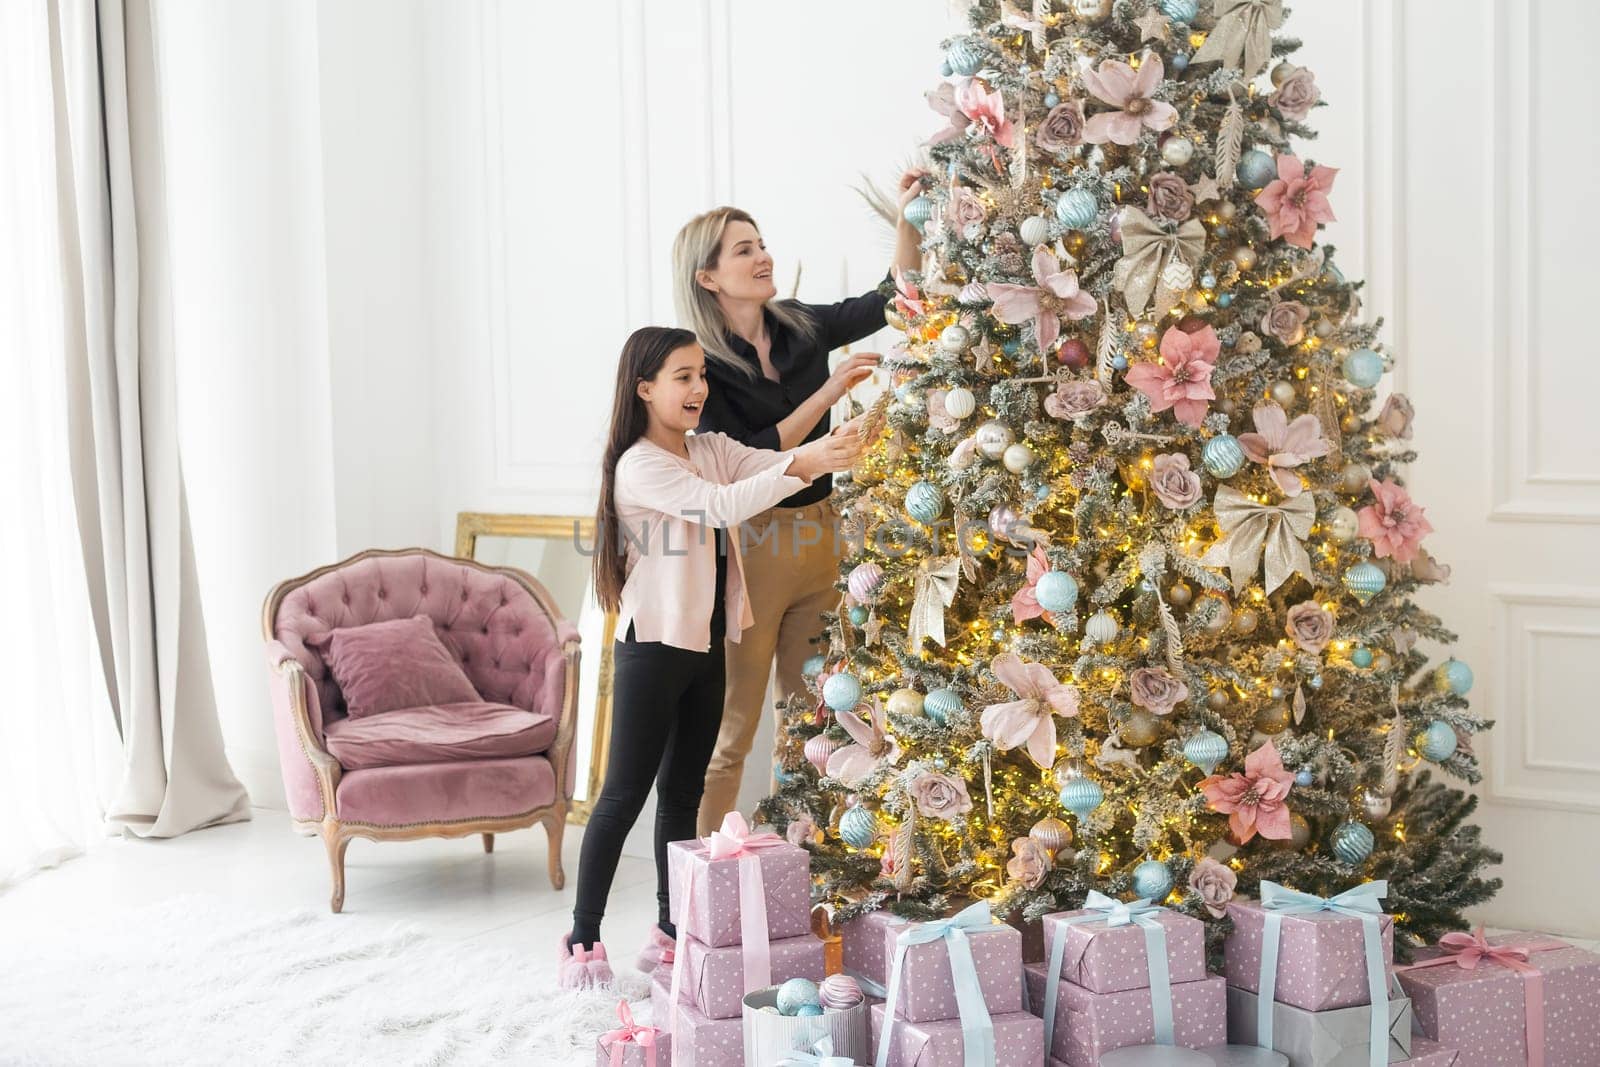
[0,896,653,1065]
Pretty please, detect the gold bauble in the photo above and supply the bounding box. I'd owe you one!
[884,306,907,331]
[1359,788,1393,821]
[1168,581,1193,607]
[1340,412,1362,433]
[1029,816,1073,856]
[1255,702,1291,734]
[1122,708,1162,747]
[1270,380,1297,406]
[1231,245,1257,271]
[1207,689,1230,710]
[1277,813,1312,850]
[1069,0,1113,21]
[1232,609,1259,635]
[1052,756,1089,782]
[1341,463,1372,494]
[887,688,925,718]
[1326,505,1360,542]
[1202,594,1233,634]
[1218,201,1238,221]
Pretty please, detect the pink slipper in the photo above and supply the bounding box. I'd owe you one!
[558,932,615,990]
[637,925,676,974]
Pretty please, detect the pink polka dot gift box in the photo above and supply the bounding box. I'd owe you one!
[1041,906,1208,995]
[1024,961,1227,1066]
[1223,898,1395,1013]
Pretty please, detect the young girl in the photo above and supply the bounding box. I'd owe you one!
[561,325,862,988]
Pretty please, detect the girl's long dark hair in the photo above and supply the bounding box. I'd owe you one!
[594,326,700,613]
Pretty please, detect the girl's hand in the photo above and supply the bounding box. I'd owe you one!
[824,352,881,403]
[896,168,930,220]
[790,434,865,481]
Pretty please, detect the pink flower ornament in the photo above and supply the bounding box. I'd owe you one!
[1124,324,1218,428]
[1237,402,1330,497]
[825,698,902,787]
[980,653,1081,768]
[954,81,1014,148]
[1010,545,1052,624]
[1358,478,1434,563]
[987,248,1097,354]
[1255,154,1337,249]
[1081,52,1177,146]
[1198,739,1295,843]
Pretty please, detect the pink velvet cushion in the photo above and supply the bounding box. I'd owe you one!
[304,615,480,718]
[322,701,556,770]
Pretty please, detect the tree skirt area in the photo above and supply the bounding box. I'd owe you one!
[0,895,653,1065]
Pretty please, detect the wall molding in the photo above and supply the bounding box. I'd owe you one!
[1487,584,1600,813]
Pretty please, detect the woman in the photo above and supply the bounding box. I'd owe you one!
[672,171,926,836]
[562,326,862,989]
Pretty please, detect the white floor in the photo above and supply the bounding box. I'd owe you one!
[0,807,658,970]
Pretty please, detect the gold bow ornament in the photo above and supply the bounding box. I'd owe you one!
[1113,207,1206,317]
[1198,486,1314,594]
[908,555,962,648]
[1192,0,1285,80]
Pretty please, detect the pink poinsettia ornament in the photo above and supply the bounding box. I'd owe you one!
[1198,739,1296,843]
[1011,545,1053,623]
[954,81,1014,148]
[1358,478,1434,563]
[1255,154,1338,249]
[893,268,925,319]
[826,699,902,787]
[1081,52,1177,146]
[980,653,1081,768]
[1125,324,1219,428]
[987,248,1097,354]
[1237,402,1330,497]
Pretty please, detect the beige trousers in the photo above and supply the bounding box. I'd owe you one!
[697,498,843,835]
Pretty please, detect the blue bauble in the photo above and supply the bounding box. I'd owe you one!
[924,688,963,724]
[1309,674,1324,690]
[838,806,879,849]
[1436,658,1474,696]
[774,760,798,787]
[1055,189,1099,229]
[1343,561,1387,605]
[1295,767,1315,787]
[776,977,821,1016]
[1200,273,1217,289]
[1330,821,1375,864]
[848,605,869,626]
[1170,53,1189,73]
[1036,484,1052,501]
[1159,0,1199,21]
[1418,720,1458,762]
[902,194,934,233]
[1183,729,1228,775]
[1035,571,1080,613]
[1343,348,1385,388]
[1044,92,1060,108]
[1203,434,1247,478]
[1132,859,1174,900]
[946,39,985,77]
[802,653,826,681]
[1215,293,1233,308]
[1112,355,1128,371]
[1237,149,1277,189]
[822,672,862,712]
[940,60,954,77]
[1059,777,1104,819]
[906,481,945,524]
[794,1003,824,1017]
[1351,646,1374,669]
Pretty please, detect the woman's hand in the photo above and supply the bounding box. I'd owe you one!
[789,434,865,482]
[896,168,929,226]
[823,351,881,403]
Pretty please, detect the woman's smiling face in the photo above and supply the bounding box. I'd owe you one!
[696,220,777,304]
[636,343,709,435]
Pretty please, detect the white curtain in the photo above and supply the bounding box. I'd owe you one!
[0,0,249,887]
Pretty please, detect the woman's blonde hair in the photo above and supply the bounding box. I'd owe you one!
[671,207,815,378]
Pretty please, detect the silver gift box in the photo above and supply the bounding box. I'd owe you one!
[1225,984,1412,1067]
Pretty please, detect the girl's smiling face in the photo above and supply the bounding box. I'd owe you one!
[695,220,777,304]
[636,343,709,435]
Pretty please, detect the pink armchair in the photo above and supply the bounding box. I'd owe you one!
[261,547,580,912]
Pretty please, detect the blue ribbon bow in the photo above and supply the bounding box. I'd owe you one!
[779,1035,854,1066]
[1042,890,1174,1055]
[1256,880,1391,1067]
[876,900,996,1067]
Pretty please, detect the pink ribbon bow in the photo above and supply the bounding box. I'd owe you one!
[666,812,787,1037]
[1400,926,1567,1067]
[599,1002,659,1067]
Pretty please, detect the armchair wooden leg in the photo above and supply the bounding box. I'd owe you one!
[324,826,350,914]
[543,811,566,890]
[482,833,495,854]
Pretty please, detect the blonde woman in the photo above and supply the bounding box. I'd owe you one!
[673,171,925,835]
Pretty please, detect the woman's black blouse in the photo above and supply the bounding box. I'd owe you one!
[696,288,888,508]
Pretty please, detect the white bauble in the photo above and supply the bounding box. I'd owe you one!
[1018,216,1051,247]
[975,419,1014,460]
[1002,443,1035,473]
[1160,136,1195,166]
[943,386,976,420]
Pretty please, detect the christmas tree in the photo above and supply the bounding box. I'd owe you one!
[758,0,1499,953]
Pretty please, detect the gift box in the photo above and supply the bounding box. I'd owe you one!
[667,835,811,949]
[839,909,907,993]
[1225,984,1412,1066]
[1224,899,1395,1012]
[1041,906,1208,994]
[869,1002,1044,1067]
[884,916,1023,1023]
[743,986,870,1066]
[1401,1037,1460,1066]
[651,971,743,1067]
[597,1001,671,1067]
[1024,961,1227,1066]
[676,932,826,1020]
[1394,931,1600,1067]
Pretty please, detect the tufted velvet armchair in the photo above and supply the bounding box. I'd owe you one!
[261,547,580,912]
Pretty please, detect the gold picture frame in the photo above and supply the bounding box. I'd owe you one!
[455,511,614,825]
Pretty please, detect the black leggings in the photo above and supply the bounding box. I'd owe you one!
[571,625,726,949]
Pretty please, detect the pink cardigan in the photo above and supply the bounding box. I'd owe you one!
[612,432,813,652]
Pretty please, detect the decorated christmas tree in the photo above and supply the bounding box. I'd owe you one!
[758,0,1499,952]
